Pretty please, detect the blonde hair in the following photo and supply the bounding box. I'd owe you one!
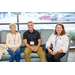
[9,23,16,29]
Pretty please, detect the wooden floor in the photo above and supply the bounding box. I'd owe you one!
[68,49,75,62]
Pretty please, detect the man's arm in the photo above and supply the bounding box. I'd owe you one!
[23,39,35,51]
[34,39,41,52]
[37,39,41,49]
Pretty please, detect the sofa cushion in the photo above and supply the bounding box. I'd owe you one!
[60,36,71,62]
[20,30,27,46]
[40,29,54,45]
[1,30,11,42]
[0,52,40,61]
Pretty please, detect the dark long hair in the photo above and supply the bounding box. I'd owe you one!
[54,23,66,36]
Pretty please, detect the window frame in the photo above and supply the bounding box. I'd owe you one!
[0,12,75,48]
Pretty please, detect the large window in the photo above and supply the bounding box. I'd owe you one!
[0,12,75,29]
[0,12,17,23]
[19,12,75,23]
[0,12,75,47]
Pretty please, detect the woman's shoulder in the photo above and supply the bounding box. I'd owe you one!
[62,34,68,37]
[7,33,11,35]
[49,33,55,38]
[16,32,21,35]
[51,33,55,36]
[62,34,69,38]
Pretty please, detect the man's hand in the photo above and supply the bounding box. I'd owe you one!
[30,47,35,52]
[30,47,39,52]
[33,47,38,52]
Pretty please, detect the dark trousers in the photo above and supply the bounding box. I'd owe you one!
[46,53,65,62]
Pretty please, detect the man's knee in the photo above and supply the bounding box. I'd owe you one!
[39,50,45,57]
[24,47,31,55]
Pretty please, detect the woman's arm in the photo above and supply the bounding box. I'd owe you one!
[16,33,22,48]
[46,33,54,53]
[51,49,63,55]
[6,34,12,48]
[60,35,69,53]
[47,46,53,53]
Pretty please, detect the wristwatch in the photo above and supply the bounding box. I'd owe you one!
[57,51,58,53]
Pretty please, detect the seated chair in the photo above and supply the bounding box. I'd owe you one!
[40,29,71,62]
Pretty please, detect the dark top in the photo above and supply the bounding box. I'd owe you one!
[23,30,41,45]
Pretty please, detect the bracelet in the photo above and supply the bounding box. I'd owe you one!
[50,51,53,53]
[46,51,53,56]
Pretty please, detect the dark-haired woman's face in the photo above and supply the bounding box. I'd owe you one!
[56,25,63,34]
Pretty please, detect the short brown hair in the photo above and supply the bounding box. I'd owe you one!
[27,21,33,24]
[9,24,16,29]
[54,23,66,36]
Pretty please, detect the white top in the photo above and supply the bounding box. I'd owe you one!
[6,32,22,48]
[46,33,69,53]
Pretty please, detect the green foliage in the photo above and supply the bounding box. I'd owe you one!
[67,30,75,40]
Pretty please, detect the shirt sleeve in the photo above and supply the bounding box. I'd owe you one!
[23,32,27,39]
[46,33,54,49]
[17,33,22,47]
[60,35,69,53]
[37,32,41,39]
[6,34,12,48]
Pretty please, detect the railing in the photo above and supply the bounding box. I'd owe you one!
[0,22,75,30]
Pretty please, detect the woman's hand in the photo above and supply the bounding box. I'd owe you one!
[47,46,52,53]
[11,47,15,50]
[48,48,52,53]
[14,47,18,51]
[11,47,18,51]
[51,51,57,55]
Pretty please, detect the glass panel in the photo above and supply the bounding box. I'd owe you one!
[0,12,17,23]
[19,24,75,30]
[19,24,28,30]
[19,12,75,23]
[0,25,18,31]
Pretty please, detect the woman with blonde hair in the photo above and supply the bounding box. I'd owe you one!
[46,23,69,62]
[6,24,21,62]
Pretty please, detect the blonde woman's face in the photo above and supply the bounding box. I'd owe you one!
[10,26,16,33]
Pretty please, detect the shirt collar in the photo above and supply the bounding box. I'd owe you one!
[28,29,35,34]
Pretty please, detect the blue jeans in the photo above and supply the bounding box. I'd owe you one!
[7,47,21,62]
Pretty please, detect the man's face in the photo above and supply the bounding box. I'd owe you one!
[28,22,34,31]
